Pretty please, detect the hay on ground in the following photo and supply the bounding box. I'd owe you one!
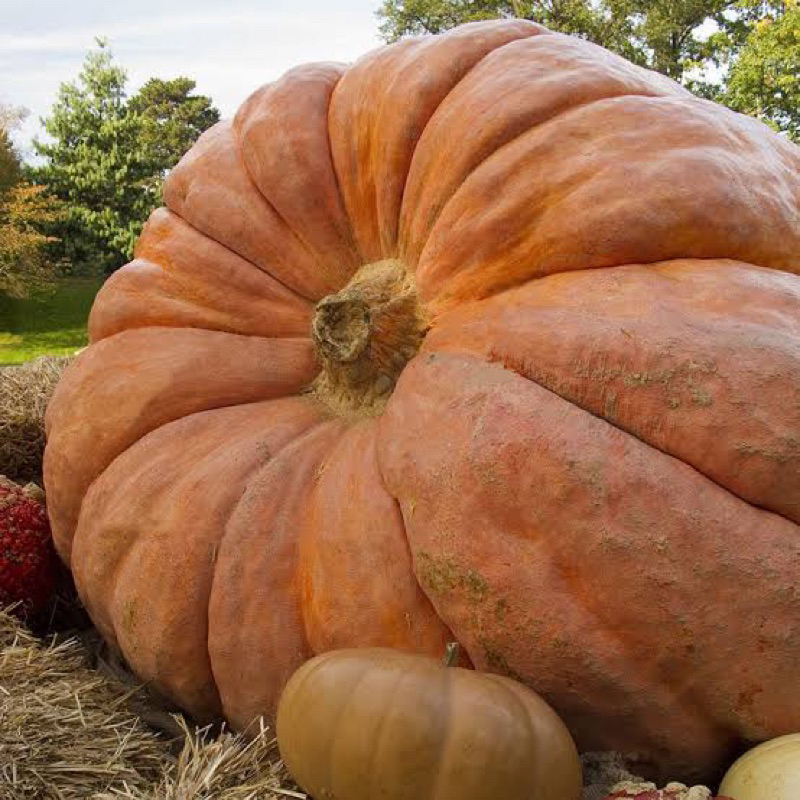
[0,608,302,800]
[0,355,71,485]
[0,607,170,799]
[101,718,307,800]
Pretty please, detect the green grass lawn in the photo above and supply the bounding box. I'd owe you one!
[0,277,104,365]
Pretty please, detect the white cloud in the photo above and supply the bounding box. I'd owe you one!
[2,0,384,158]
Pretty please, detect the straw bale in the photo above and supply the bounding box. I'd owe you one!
[0,356,71,485]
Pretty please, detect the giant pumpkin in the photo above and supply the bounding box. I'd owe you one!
[44,19,800,783]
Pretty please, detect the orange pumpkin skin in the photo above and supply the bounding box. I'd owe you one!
[43,20,800,782]
[277,648,583,800]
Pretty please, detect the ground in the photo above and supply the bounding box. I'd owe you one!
[0,277,102,365]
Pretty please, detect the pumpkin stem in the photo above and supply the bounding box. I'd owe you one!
[310,259,427,417]
[443,641,460,667]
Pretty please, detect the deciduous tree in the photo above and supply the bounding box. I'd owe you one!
[0,185,61,298]
[723,3,799,140]
[0,104,26,196]
[0,104,62,297]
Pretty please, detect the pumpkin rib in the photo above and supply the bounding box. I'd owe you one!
[74,398,326,719]
[325,653,433,798]
[415,94,800,311]
[403,459,739,770]
[88,209,314,343]
[525,493,746,759]
[459,672,575,797]
[324,661,380,794]
[429,253,800,327]
[435,673,539,798]
[385,491,468,660]
[362,662,410,800]
[294,652,375,794]
[400,38,689,267]
[299,420,455,658]
[207,417,349,729]
[233,63,361,290]
[472,345,799,527]
[164,121,331,302]
[401,91,593,269]
[328,19,545,264]
[227,131,333,304]
[479,673,538,743]
[385,24,549,256]
[424,664,456,800]
[43,329,319,563]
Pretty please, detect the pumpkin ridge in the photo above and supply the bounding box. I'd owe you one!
[405,91,683,268]
[400,471,730,770]
[415,94,800,312]
[427,663,457,800]
[520,525,744,771]
[88,209,314,343]
[419,257,800,521]
[232,65,361,295]
[85,400,325,718]
[233,137,325,303]
[363,662,411,799]
[207,418,349,726]
[164,121,327,302]
[324,661,382,795]
[390,24,548,253]
[399,31,692,269]
[298,420,455,657]
[330,19,546,264]
[381,351,788,775]
[479,672,538,744]
[470,346,799,527]
[196,410,336,710]
[45,336,320,564]
[275,648,347,793]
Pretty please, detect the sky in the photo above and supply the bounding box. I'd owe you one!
[1,0,385,159]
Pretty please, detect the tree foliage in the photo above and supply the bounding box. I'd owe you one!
[0,105,26,196]
[0,130,22,197]
[723,2,799,140]
[0,104,62,298]
[30,42,219,276]
[377,0,797,136]
[30,43,149,276]
[0,185,62,298]
[129,77,219,192]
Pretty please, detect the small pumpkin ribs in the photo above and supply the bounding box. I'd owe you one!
[277,647,583,800]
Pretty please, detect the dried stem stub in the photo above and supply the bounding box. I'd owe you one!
[311,260,427,417]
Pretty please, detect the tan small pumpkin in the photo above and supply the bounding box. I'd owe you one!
[276,646,582,800]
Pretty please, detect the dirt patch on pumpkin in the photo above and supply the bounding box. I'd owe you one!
[416,549,489,602]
